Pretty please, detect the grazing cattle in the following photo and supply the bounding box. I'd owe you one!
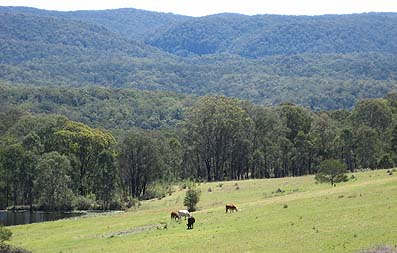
[187,216,195,229]
[178,210,191,221]
[226,204,238,213]
[170,211,180,221]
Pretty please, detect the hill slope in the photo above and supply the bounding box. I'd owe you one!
[9,170,397,252]
[147,13,397,57]
[1,8,397,110]
[0,6,192,41]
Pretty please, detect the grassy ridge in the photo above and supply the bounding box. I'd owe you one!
[9,170,397,252]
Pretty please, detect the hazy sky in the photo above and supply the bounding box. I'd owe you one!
[0,0,396,16]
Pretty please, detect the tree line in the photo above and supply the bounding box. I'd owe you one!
[1,94,397,210]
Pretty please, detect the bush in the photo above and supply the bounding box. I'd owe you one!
[184,187,201,212]
[107,199,123,210]
[0,225,12,245]
[378,154,395,169]
[275,188,285,193]
[122,196,141,210]
[141,182,173,200]
[72,195,98,210]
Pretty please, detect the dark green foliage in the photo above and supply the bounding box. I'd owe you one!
[118,130,162,198]
[182,96,253,181]
[34,152,74,211]
[351,99,393,132]
[378,154,395,169]
[315,159,348,185]
[148,13,397,57]
[0,9,397,110]
[354,126,382,169]
[184,188,201,212]
[93,151,118,209]
[0,85,190,130]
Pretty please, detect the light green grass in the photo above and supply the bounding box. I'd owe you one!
[9,170,397,252]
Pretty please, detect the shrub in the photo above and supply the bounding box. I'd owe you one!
[142,182,173,200]
[184,187,201,212]
[0,225,12,245]
[377,154,394,169]
[107,199,123,210]
[275,188,285,193]
[72,195,98,210]
[123,196,140,210]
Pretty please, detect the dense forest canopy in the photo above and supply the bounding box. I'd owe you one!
[2,88,397,210]
[147,13,397,57]
[0,84,191,131]
[0,7,396,110]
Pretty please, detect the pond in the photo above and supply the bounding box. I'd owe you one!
[0,210,85,226]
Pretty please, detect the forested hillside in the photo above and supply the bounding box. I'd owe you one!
[147,13,397,57]
[0,6,191,41]
[0,85,191,131]
[0,7,397,110]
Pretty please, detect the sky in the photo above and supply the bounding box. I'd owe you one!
[0,0,396,16]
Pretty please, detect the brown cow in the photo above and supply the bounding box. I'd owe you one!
[226,204,238,213]
[170,211,180,221]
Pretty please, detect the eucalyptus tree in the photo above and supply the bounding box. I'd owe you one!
[93,150,118,209]
[55,121,116,195]
[183,95,253,181]
[354,126,382,169]
[118,130,161,198]
[34,152,74,210]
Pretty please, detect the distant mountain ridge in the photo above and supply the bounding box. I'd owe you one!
[0,6,397,110]
[0,6,192,41]
[146,12,397,57]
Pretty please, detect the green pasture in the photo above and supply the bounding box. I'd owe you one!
[9,170,397,252]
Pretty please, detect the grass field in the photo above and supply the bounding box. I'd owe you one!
[8,169,397,252]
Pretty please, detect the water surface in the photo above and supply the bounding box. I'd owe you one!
[0,210,85,226]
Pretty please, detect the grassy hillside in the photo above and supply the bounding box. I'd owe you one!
[8,170,397,252]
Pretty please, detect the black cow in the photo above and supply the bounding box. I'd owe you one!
[187,216,195,229]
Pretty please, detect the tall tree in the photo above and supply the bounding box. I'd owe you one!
[0,144,24,207]
[315,159,348,186]
[351,99,393,132]
[118,130,161,198]
[183,96,253,181]
[93,151,118,209]
[34,152,74,211]
[354,126,382,169]
[55,121,115,195]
